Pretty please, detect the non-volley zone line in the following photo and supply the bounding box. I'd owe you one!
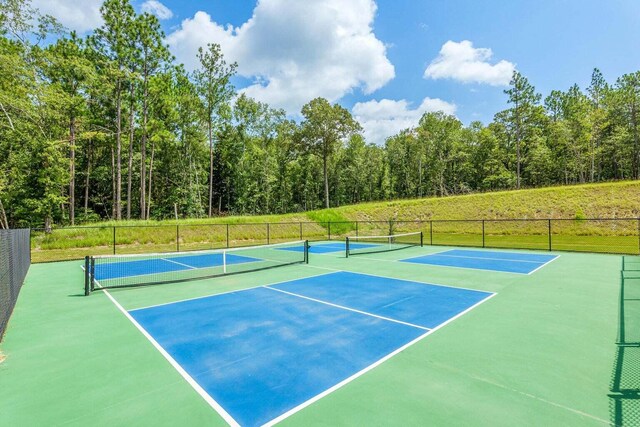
[401,249,559,274]
[125,271,494,426]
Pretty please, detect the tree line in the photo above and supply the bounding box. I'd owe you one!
[1,0,639,229]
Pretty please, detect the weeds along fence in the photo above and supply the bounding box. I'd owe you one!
[29,218,640,263]
[1,229,31,342]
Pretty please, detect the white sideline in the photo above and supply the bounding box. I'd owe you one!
[101,289,240,427]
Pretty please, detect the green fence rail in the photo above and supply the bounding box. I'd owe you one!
[29,217,640,263]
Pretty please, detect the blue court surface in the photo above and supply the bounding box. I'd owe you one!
[94,253,260,280]
[278,241,377,254]
[129,271,493,426]
[401,249,558,274]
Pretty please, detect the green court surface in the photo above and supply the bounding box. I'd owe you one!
[0,242,619,426]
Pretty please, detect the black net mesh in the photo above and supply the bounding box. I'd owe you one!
[346,232,423,257]
[86,240,308,294]
[0,229,31,342]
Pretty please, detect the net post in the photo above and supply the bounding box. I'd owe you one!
[420,231,424,247]
[176,225,180,252]
[84,256,91,296]
[345,237,349,258]
[304,240,309,263]
[548,219,552,251]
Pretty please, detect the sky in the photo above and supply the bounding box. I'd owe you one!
[32,0,640,144]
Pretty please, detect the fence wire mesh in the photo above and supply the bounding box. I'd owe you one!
[1,229,31,342]
[28,218,640,263]
[610,258,640,426]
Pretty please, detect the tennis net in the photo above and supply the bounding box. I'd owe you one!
[84,240,309,295]
[345,232,423,257]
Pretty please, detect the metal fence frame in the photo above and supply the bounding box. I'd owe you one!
[29,217,640,263]
[1,229,31,342]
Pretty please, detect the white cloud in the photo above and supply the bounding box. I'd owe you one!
[141,0,173,20]
[166,0,395,114]
[424,40,515,86]
[353,97,457,145]
[32,0,103,33]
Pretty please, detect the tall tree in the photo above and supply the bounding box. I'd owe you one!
[43,32,94,225]
[299,98,361,208]
[137,12,171,219]
[193,43,236,217]
[93,0,136,220]
[504,71,542,189]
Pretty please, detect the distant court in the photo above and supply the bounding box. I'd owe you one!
[401,249,558,274]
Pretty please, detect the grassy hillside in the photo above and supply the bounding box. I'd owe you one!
[31,181,640,261]
[57,181,640,227]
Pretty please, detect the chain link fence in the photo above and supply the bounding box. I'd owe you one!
[29,218,640,263]
[610,259,640,426]
[1,229,31,342]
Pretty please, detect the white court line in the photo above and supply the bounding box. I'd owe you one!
[265,286,431,331]
[428,252,554,264]
[161,258,197,269]
[263,291,498,427]
[129,270,339,312]
[100,289,240,427]
[307,261,495,295]
[526,255,561,275]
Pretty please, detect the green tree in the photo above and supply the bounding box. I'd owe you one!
[299,98,362,208]
[193,43,237,217]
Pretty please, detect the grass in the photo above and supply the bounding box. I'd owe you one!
[30,181,640,262]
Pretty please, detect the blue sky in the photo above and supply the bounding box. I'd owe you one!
[34,0,640,144]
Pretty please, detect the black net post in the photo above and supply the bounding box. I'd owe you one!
[304,240,309,263]
[345,237,350,258]
[84,256,91,296]
[420,231,424,247]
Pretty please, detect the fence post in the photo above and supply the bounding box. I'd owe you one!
[267,223,270,245]
[356,221,359,237]
[482,220,485,248]
[637,218,640,255]
[430,220,433,245]
[548,219,552,251]
[113,226,116,254]
[328,222,331,241]
[226,224,230,248]
[176,225,180,252]
[299,222,303,241]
